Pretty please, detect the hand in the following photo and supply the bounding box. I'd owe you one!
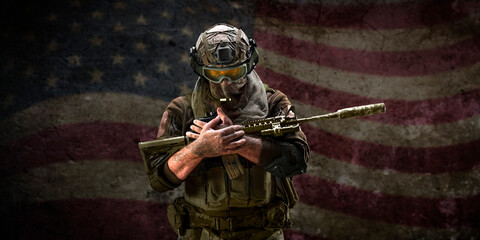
[186,108,245,158]
[189,107,234,133]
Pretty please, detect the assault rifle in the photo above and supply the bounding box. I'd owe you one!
[139,103,386,179]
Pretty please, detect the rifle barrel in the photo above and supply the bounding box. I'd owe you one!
[296,103,386,124]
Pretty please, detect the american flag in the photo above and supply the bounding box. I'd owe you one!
[1,0,479,239]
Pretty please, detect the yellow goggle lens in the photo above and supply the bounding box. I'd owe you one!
[203,65,246,83]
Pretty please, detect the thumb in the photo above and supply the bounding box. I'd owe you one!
[217,107,233,126]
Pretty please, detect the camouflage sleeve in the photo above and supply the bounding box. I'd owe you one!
[148,96,194,193]
[260,90,310,178]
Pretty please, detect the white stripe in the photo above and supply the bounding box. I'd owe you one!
[0,92,169,146]
[293,101,480,147]
[290,203,477,240]
[274,0,413,5]
[307,152,480,198]
[0,160,183,204]
[258,48,480,100]
[2,93,479,149]
[256,15,479,51]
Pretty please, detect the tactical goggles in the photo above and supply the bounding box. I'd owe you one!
[202,64,247,83]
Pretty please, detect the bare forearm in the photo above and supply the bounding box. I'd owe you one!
[167,143,203,181]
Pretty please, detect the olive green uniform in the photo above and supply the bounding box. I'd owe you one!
[149,85,309,240]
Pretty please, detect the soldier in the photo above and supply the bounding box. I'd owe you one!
[149,23,309,240]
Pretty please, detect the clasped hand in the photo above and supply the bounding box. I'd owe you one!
[186,107,246,158]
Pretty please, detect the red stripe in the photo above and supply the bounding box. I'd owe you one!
[0,122,156,175]
[2,118,479,176]
[294,174,480,228]
[302,124,480,174]
[256,66,480,125]
[284,230,329,240]
[256,0,480,29]
[4,198,176,240]
[2,198,332,240]
[255,30,480,77]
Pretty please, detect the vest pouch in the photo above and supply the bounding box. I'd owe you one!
[167,198,188,236]
[264,200,292,230]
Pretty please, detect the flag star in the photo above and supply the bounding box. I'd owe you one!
[181,27,193,37]
[68,55,81,66]
[133,72,148,87]
[89,36,103,47]
[156,62,170,73]
[113,22,125,32]
[111,53,125,65]
[178,83,192,96]
[89,68,104,83]
[228,19,240,27]
[114,1,126,10]
[3,60,15,72]
[157,32,172,42]
[160,11,172,19]
[46,74,59,88]
[92,10,104,19]
[135,41,147,52]
[136,15,147,25]
[25,32,36,42]
[204,5,220,12]
[179,53,190,64]
[183,7,195,15]
[70,0,81,7]
[230,2,244,9]
[2,94,14,110]
[46,40,58,53]
[48,13,57,22]
[25,65,35,78]
[71,21,82,32]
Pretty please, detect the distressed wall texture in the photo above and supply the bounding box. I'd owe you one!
[1,0,479,239]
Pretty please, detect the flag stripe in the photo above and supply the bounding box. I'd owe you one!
[303,124,480,174]
[258,48,480,101]
[4,199,177,240]
[307,152,480,198]
[255,1,480,29]
[255,15,479,51]
[293,101,480,148]
[2,160,477,239]
[0,122,155,175]
[0,160,182,204]
[256,30,480,77]
[2,93,479,150]
[257,66,480,125]
[4,158,478,232]
[294,174,480,228]
[3,158,478,208]
[0,92,168,146]
[283,230,325,240]
[3,115,478,178]
[290,203,480,240]
[5,117,479,177]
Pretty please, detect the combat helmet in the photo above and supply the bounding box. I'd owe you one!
[189,23,259,83]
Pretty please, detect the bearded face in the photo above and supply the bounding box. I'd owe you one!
[209,77,247,99]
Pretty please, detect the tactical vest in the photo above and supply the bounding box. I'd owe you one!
[184,157,276,210]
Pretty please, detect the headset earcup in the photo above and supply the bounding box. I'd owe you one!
[247,48,259,74]
[189,46,203,76]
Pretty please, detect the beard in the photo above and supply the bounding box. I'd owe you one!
[209,77,247,99]
[209,77,248,112]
